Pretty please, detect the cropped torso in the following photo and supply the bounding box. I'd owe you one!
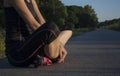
[4,0,32,49]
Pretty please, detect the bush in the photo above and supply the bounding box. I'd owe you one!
[0,28,5,58]
[73,27,96,36]
[0,39,5,58]
[0,9,4,28]
[102,22,120,31]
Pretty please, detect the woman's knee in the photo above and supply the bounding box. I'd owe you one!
[46,53,59,59]
[44,45,59,59]
[45,51,59,59]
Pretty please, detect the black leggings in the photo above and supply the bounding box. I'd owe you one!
[6,22,60,66]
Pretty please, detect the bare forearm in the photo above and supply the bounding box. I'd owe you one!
[10,0,40,30]
[31,0,46,25]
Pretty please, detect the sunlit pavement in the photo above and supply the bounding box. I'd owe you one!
[0,29,120,76]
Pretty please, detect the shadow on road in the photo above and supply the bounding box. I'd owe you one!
[0,58,15,69]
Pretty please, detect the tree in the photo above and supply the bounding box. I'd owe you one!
[66,5,98,28]
[0,0,4,28]
[83,5,98,27]
[38,0,67,27]
[0,0,3,9]
[66,6,84,28]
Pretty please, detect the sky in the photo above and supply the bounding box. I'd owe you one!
[61,0,120,22]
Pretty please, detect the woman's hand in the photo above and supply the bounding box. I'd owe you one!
[58,44,67,63]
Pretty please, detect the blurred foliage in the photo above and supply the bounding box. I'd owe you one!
[0,27,5,58]
[73,27,96,37]
[98,18,120,31]
[66,5,98,29]
[0,0,3,9]
[0,10,4,28]
[37,0,67,27]
[36,0,98,29]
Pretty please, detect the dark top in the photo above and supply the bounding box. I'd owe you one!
[4,7,31,43]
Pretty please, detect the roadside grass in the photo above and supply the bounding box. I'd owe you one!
[100,22,120,31]
[0,39,5,58]
[72,27,96,37]
[0,28,5,58]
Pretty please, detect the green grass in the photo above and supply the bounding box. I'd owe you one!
[73,27,96,37]
[0,28,5,58]
[0,39,5,58]
[104,24,120,31]
[100,22,120,31]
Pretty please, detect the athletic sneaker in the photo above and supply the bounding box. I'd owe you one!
[33,55,52,67]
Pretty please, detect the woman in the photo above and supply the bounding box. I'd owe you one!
[4,0,72,67]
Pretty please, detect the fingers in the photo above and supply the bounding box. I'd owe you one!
[58,45,63,63]
[61,46,67,60]
[59,45,63,59]
[58,45,67,63]
[58,58,64,63]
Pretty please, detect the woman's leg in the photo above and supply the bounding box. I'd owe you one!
[57,30,73,46]
[44,30,72,60]
[57,30,72,63]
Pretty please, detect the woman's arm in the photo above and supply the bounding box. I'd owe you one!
[31,0,46,25]
[10,0,41,30]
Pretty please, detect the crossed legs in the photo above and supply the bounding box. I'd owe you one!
[44,30,72,63]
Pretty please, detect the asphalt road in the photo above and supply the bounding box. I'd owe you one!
[0,29,120,76]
